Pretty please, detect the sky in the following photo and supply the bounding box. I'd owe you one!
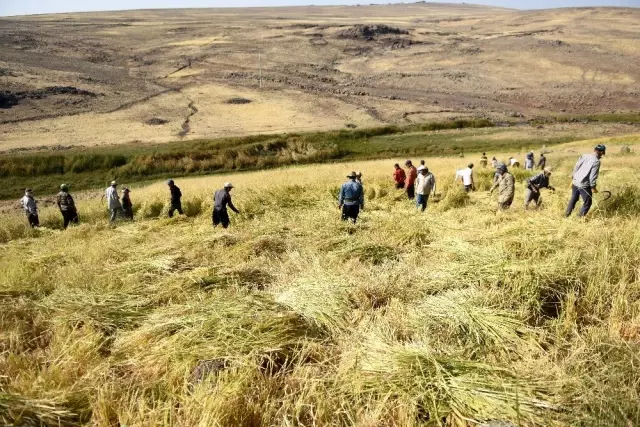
[1,0,638,17]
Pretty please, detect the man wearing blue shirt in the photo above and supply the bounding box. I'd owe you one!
[565,144,605,217]
[338,171,364,223]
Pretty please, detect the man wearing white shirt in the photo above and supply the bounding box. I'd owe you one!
[104,181,122,223]
[415,166,436,212]
[456,163,475,192]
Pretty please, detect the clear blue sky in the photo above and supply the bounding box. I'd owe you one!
[1,0,638,17]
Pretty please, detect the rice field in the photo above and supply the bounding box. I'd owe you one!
[1,134,639,426]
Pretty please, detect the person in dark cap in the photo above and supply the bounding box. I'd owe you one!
[489,163,515,210]
[566,144,606,217]
[338,171,364,223]
[393,163,406,189]
[57,183,79,229]
[405,160,417,200]
[121,188,133,220]
[20,188,39,228]
[480,153,488,168]
[167,179,183,218]
[537,153,547,170]
[213,182,240,229]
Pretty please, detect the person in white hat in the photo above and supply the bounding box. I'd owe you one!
[525,167,555,209]
[415,165,436,212]
[20,188,39,228]
[103,180,122,223]
[213,182,240,229]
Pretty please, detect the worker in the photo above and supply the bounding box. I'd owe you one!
[415,165,436,212]
[213,182,240,229]
[356,171,363,184]
[167,179,183,218]
[405,160,418,200]
[338,171,364,223]
[20,188,39,228]
[491,157,498,168]
[509,157,520,168]
[480,152,488,168]
[565,144,606,218]
[456,163,475,192]
[57,184,79,229]
[525,167,555,209]
[489,163,515,210]
[538,153,547,170]
[104,180,122,223]
[393,163,406,189]
[122,188,133,220]
[525,151,535,170]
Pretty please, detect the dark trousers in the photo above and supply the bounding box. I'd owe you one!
[341,204,360,223]
[566,185,593,217]
[407,185,415,200]
[61,210,79,229]
[26,213,39,228]
[464,185,474,193]
[168,202,183,218]
[122,207,134,220]
[395,182,405,190]
[212,209,230,228]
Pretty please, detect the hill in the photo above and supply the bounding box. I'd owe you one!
[1,4,639,150]
[1,136,640,425]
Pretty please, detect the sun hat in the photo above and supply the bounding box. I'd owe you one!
[111,180,117,186]
[417,165,425,172]
[496,163,508,172]
[347,171,357,178]
[595,144,606,154]
[60,183,69,191]
[544,167,552,174]
[224,182,234,188]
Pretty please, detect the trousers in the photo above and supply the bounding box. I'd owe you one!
[168,202,183,218]
[565,185,593,217]
[416,194,430,212]
[341,204,360,223]
[61,210,79,229]
[213,209,230,228]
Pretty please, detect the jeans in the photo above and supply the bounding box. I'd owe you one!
[168,202,183,218]
[565,185,593,217]
[416,194,429,212]
[341,204,360,223]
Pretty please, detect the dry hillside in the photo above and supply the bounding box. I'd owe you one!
[0,4,639,149]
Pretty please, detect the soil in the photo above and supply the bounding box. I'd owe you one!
[0,4,638,149]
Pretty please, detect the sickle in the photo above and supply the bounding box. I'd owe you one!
[601,191,612,202]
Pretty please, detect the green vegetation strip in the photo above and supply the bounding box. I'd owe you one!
[0,119,492,199]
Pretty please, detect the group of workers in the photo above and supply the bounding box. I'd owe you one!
[19,179,242,230]
[19,145,606,229]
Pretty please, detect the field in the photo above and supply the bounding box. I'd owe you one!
[1,4,640,150]
[2,134,640,426]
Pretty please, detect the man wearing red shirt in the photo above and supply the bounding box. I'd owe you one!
[393,163,406,189]
[405,160,418,200]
